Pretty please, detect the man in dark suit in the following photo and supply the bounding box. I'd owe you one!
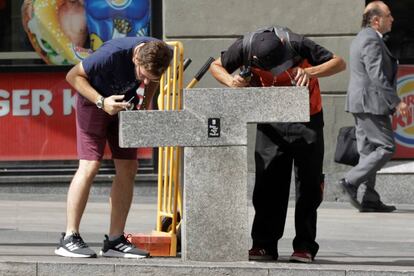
[341,1,409,212]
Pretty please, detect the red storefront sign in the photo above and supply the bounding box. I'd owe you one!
[0,70,151,161]
[393,65,414,159]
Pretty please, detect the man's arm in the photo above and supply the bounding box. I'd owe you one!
[66,62,129,115]
[361,35,408,117]
[209,57,249,88]
[362,37,400,108]
[304,55,346,78]
[293,55,346,86]
[66,62,101,104]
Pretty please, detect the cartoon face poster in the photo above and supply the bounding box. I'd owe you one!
[21,0,150,65]
[392,65,414,159]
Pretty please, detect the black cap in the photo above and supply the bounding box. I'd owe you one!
[250,31,286,70]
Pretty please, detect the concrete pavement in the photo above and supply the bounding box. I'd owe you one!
[1,192,414,275]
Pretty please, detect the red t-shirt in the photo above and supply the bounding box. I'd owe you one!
[250,59,322,115]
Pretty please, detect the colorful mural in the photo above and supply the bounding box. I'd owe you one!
[21,0,150,65]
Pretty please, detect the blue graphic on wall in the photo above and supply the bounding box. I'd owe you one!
[85,0,150,51]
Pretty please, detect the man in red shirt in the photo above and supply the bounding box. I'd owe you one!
[210,26,346,263]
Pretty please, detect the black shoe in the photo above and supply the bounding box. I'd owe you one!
[100,234,149,259]
[339,178,361,210]
[55,232,97,258]
[360,201,396,213]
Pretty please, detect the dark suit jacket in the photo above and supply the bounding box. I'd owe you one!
[345,27,400,115]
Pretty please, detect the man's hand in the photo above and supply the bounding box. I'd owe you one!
[209,58,249,88]
[230,74,250,87]
[396,101,409,118]
[102,95,131,115]
[293,67,310,86]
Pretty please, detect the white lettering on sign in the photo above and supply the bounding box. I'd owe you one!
[13,90,30,116]
[32,89,53,116]
[0,89,57,117]
[63,89,76,115]
[0,89,10,116]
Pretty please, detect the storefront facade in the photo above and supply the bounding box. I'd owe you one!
[1,0,413,186]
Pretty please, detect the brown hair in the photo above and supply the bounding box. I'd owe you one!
[136,40,173,77]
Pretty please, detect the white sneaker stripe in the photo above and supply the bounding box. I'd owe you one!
[112,242,135,253]
[123,247,132,252]
[67,245,79,251]
[119,245,129,251]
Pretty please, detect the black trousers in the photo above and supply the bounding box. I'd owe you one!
[251,122,324,257]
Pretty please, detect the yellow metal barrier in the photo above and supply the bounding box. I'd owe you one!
[154,41,184,256]
[153,47,215,256]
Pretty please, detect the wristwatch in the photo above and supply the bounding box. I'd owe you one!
[96,96,105,109]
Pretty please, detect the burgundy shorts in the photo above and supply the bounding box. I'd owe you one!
[76,94,137,160]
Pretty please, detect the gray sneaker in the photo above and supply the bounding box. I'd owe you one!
[100,234,149,259]
[54,232,97,258]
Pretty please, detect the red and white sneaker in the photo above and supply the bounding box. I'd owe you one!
[248,247,278,260]
[289,250,313,263]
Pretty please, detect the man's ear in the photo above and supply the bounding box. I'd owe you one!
[371,15,380,25]
[132,55,139,66]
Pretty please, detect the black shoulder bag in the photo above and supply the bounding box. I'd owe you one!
[334,126,359,166]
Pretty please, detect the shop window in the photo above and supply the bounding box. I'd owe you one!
[0,0,161,65]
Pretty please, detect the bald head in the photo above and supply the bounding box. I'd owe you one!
[364,1,386,14]
[361,1,393,33]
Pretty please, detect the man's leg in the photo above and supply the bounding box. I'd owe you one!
[67,93,108,233]
[109,158,138,236]
[99,158,149,259]
[55,159,100,258]
[343,114,395,211]
[291,127,324,261]
[346,113,395,186]
[66,160,101,234]
[250,124,292,260]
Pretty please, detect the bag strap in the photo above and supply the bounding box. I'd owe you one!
[242,26,302,75]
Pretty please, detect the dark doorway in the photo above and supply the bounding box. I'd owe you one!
[366,0,414,64]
